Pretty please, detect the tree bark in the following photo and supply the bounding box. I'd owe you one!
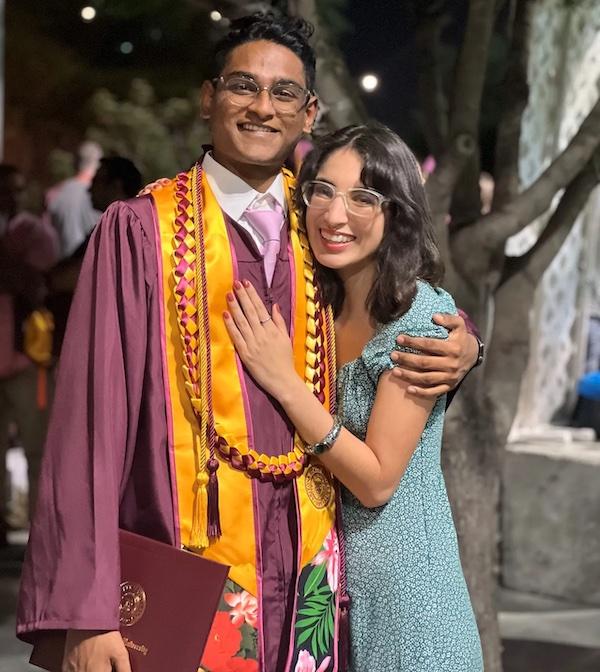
[492,0,533,210]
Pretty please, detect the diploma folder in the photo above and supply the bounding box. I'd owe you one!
[29,529,229,672]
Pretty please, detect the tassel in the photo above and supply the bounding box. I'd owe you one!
[207,457,221,539]
[36,367,48,411]
[189,470,210,549]
[338,594,351,672]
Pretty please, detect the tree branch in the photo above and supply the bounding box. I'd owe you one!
[491,95,600,242]
[415,7,450,157]
[501,152,600,286]
[426,0,497,242]
[492,0,533,209]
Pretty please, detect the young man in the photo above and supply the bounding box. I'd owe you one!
[17,14,479,672]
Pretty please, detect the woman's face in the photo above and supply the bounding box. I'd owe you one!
[305,147,386,277]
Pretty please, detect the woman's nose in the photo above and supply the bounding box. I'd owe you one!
[324,194,349,226]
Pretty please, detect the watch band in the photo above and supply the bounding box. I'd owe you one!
[304,415,343,456]
[473,334,485,368]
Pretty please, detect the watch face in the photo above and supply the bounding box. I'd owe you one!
[312,442,327,455]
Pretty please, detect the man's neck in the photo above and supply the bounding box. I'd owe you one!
[211,151,281,192]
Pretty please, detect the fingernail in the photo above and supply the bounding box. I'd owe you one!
[397,336,405,344]
[243,279,251,288]
[273,303,279,312]
[223,311,230,319]
[234,280,242,290]
[226,292,235,302]
[390,352,399,361]
[408,386,417,394]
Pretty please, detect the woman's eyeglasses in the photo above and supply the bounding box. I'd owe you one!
[301,180,388,217]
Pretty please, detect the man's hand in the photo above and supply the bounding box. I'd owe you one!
[63,630,131,672]
[390,313,479,399]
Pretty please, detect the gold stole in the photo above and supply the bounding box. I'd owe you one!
[152,168,336,596]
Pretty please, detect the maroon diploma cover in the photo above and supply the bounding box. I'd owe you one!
[29,530,229,672]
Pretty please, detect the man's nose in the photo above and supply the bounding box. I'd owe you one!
[247,89,276,117]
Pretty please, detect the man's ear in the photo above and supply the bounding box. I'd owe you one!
[200,80,215,121]
[302,96,319,135]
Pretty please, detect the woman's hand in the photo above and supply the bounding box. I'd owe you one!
[224,280,299,399]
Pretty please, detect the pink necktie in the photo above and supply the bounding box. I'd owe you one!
[244,202,284,286]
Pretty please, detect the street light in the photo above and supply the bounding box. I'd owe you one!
[210,10,222,22]
[81,6,97,22]
[360,74,379,93]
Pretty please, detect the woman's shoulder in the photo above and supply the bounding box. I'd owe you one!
[360,281,456,381]
[379,280,456,339]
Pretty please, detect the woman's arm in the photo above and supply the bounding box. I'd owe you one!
[224,281,435,508]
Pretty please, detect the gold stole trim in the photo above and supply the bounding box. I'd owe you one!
[152,169,335,596]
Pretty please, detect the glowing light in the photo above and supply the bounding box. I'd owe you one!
[210,10,223,22]
[120,41,134,55]
[360,74,379,93]
[81,6,97,22]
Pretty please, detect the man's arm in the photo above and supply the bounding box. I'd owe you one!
[390,311,481,398]
[16,203,151,672]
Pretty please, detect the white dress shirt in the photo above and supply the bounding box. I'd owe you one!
[202,152,288,250]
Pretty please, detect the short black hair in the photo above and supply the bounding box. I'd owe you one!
[296,123,444,324]
[211,12,316,91]
[99,157,142,199]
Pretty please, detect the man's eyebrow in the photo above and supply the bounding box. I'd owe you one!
[224,71,306,88]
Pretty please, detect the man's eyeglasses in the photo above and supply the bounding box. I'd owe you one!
[301,180,389,217]
[212,75,311,113]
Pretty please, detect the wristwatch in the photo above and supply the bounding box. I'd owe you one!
[304,416,343,456]
[473,334,485,368]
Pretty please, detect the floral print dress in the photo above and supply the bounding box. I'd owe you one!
[337,281,483,672]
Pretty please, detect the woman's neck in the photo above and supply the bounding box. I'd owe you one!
[337,261,376,324]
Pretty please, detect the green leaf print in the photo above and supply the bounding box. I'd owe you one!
[295,566,335,658]
[303,563,326,597]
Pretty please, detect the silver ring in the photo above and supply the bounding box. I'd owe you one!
[259,316,272,325]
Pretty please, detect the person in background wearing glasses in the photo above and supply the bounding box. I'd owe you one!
[224,123,484,672]
[17,14,481,672]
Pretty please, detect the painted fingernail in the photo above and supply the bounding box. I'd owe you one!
[234,280,242,290]
[223,311,230,319]
[226,292,235,302]
[243,279,251,288]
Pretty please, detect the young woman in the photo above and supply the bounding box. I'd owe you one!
[223,123,483,671]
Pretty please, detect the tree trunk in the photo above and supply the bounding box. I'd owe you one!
[443,382,503,672]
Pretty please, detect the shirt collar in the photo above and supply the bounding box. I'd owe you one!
[202,152,287,222]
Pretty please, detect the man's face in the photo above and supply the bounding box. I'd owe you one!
[201,40,318,180]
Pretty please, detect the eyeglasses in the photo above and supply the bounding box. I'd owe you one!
[301,180,389,217]
[212,75,311,113]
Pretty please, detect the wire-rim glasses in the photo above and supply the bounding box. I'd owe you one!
[212,75,311,113]
[301,180,389,217]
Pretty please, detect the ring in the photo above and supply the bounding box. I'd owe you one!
[259,316,272,325]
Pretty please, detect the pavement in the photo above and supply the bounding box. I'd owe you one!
[1,532,600,671]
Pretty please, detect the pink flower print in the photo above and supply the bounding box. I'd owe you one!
[223,590,258,628]
[294,650,331,672]
[312,528,339,592]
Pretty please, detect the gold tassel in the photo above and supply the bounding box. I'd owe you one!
[189,469,210,550]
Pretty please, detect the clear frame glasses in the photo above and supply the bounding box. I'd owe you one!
[213,75,311,113]
[301,180,389,217]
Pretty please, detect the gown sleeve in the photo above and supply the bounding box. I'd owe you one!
[17,201,156,641]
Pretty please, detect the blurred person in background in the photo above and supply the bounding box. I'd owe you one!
[47,140,103,259]
[0,164,58,546]
[47,156,143,358]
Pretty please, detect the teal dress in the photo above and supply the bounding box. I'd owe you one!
[337,281,483,671]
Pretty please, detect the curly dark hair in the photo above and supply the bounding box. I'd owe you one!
[295,123,444,323]
[211,12,316,91]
